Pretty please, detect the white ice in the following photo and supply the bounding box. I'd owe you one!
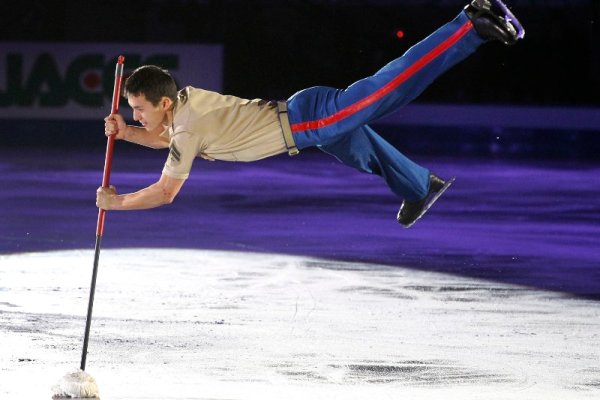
[0,249,599,399]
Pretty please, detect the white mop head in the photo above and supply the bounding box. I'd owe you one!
[52,369,100,398]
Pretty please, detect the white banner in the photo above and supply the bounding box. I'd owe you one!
[0,42,223,119]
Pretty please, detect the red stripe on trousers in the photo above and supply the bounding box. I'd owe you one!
[291,20,474,133]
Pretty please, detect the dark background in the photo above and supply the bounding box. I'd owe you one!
[3,0,599,104]
[2,0,599,159]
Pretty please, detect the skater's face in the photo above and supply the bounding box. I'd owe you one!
[128,93,172,132]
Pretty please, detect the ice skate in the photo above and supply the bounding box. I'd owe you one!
[465,0,525,45]
[397,174,455,228]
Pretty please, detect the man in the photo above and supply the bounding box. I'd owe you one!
[97,0,524,228]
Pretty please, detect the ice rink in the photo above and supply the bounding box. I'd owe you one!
[2,0,600,398]
[1,248,599,399]
[1,149,599,399]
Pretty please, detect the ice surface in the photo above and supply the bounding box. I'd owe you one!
[0,249,599,399]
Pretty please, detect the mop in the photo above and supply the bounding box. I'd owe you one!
[53,55,125,399]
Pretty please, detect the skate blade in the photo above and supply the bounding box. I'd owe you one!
[403,177,455,228]
[489,0,525,39]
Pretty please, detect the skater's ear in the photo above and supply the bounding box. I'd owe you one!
[160,96,174,111]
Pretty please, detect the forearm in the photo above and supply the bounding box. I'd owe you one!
[121,125,169,149]
[106,183,175,210]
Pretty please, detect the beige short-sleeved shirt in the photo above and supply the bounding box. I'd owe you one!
[161,86,287,180]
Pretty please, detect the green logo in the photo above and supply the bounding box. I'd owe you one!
[0,53,178,107]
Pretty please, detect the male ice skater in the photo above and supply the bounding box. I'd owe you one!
[97,0,524,228]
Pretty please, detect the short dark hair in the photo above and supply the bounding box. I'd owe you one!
[124,65,178,106]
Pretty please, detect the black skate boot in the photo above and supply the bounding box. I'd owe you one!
[397,174,455,228]
[464,0,525,45]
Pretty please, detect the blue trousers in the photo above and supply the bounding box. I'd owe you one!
[286,11,485,201]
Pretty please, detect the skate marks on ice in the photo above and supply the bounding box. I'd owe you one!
[272,357,511,386]
[0,249,599,399]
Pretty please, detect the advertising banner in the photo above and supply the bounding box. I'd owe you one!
[0,43,223,119]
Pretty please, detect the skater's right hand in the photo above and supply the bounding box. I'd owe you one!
[104,113,127,140]
[96,185,118,210]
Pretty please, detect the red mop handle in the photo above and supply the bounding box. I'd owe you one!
[97,55,125,237]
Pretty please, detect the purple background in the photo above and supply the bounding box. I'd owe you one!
[1,147,598,299]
